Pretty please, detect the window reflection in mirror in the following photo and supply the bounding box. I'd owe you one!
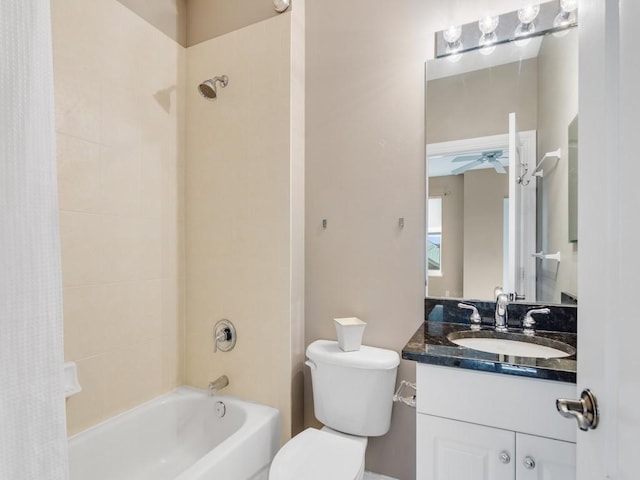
[427,197,443,276]
[568,115,578,243]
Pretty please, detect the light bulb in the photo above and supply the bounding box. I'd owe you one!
[478,15,499,34]
[514,22,536,46]
[518,5,540,24]
[445,39,463,56]
[553,9,577,32]
[273,0,290,12]
[479,32,497,55]
[443,25,462,44]
[560,0,578,13]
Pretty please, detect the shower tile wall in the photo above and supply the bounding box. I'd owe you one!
[185,12,304,444]
[51,0,186,435]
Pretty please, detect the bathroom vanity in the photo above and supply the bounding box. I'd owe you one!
[403,299,578,480]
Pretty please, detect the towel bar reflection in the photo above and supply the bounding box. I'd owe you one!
[532,251,561,262]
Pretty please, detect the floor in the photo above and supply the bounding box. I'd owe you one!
[364,472,397,480]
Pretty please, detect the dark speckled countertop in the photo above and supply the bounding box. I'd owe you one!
[402,298,578,383]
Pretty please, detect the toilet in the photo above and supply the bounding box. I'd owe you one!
[269,339,400,480]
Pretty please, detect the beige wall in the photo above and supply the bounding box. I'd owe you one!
[117,0,187,46]
[52,0,185,435]
[116,0,283,48]
[428,175,464,298]
[536,29,579,303]
[427,58,538,144]
[463,169,509,300]
[184,12,304,443]
[187,0,280,46]
[306,1,518,478]
[305,1,428,477]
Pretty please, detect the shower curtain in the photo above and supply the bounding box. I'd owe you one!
[0,1,69,479]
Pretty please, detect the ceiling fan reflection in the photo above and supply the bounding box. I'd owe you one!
[451,150,506,175]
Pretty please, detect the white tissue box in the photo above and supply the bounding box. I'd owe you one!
[334,317,367,351]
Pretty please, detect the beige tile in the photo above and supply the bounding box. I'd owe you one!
[97,283,131,353]
[101,345,144,416]
[100,85,141,149]
[100,215,139,283]
[99,1,146,93]
[185,332,214,389]
[56,133,102,213]
[161,278,180,338]
[63,285,109,360]
[160,334,181,389]
[161,218,179,278]
[102,340,164,416]
[56,0,186,436]
[51,0,106,67]
[100,145,140,216]
[139,145,165,219]
[125,279,164,342]
[65,355,108,435]
[136,217,164,280]
[52,52,101,143]
[59,212,106,286]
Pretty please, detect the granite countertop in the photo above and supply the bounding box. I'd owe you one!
[402,321,577,383]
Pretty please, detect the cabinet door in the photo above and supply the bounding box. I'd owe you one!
[516,434,576,480]
[417,414,515,480]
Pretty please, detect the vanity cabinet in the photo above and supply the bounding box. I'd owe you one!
[418,415,514,480]
[515,432,575,480]
[417,415,575,480]
[416,364,576,480]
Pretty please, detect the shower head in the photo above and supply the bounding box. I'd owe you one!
[198,75,229,100]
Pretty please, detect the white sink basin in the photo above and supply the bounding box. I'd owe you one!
[447,330,575,359]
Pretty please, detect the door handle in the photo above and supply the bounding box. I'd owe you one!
[556,388,599,431]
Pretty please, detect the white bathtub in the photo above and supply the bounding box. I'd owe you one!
[68,387,281,480]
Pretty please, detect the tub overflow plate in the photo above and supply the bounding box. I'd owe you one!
[215,401,226,418]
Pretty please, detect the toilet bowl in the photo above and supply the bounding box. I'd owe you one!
[268,340,399,480]
[269,427,367,480]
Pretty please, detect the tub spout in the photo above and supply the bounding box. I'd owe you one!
[208,375,229,396]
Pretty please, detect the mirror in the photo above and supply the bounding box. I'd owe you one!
[426,27,578,304]
[568,115,578,243]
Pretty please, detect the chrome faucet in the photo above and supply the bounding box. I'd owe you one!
[494,293,509,332]
[522,307,550,336]
[458,302,482,330]
[208,375,229,396]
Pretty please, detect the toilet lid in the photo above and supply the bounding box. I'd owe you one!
[269,428,365,480]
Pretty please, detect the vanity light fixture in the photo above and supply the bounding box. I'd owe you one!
[514,4,541,46]
[434,0,577,59]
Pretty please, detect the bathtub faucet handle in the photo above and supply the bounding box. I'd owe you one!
[214,328,229,352]
[213,319,237,353]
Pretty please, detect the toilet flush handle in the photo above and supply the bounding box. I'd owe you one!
[305,360,317,370]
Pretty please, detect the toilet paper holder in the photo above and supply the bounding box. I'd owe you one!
[393,380,416,408]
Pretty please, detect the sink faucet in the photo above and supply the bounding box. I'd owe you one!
[494,293,509,332]
[522,307,550,336]
[458,302,482,330]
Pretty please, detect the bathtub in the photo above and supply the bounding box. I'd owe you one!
[68,387,281,480]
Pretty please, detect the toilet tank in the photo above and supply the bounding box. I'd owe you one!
[306,340,400,437]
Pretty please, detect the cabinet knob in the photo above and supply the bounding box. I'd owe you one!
[499,451,511,464]
[523,456,536,469]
